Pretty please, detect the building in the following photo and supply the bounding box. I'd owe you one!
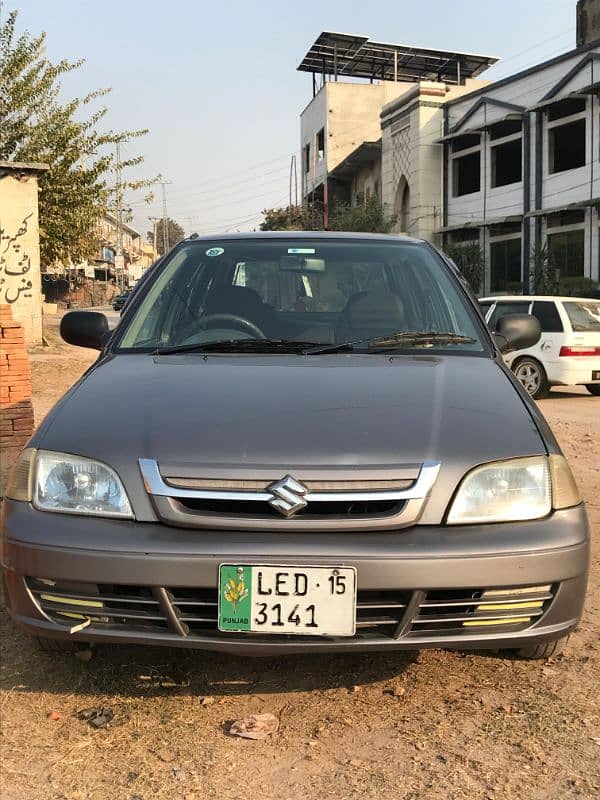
[298,32,497,227]
[296,4,600,295]
[0,161,49,344]
[441,40,600,294]
[94,213,147,283]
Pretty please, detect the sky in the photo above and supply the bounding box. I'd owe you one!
[10,0,578,240]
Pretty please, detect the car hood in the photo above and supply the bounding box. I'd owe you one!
[35,353,547,523]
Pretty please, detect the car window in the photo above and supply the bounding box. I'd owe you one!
[562,300,600,331]
[488,301,530,331]
[117,239,486,353]
[531,301,563,333]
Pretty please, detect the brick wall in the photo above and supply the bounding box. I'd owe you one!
[0,304,35,494]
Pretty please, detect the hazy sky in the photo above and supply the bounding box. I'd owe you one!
[11,0,577,239]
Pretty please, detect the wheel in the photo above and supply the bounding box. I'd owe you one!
[34,636,76,653]
[585,384,600,396]
[515,635,569,660]
[512,357,550,399]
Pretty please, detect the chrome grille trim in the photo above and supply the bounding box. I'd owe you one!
[164,477,415,492]
[139,458,440,504]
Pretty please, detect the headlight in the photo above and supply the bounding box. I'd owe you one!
[30,450,133,518]
[447,456,551,524]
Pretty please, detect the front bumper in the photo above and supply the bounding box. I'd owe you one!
[1,501,590,655]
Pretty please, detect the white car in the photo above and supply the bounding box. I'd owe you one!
[479,296,600,399]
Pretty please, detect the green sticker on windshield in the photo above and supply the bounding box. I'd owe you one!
[206,247,224,257]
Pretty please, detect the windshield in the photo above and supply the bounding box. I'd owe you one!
[563,300,600,332]
[116,239,486,353]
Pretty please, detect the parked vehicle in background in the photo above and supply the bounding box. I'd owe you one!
[479,296,600,399]
[112,290,132,312]
[2,234,589,662]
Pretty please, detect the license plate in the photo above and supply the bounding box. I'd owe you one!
[218,565,356,637]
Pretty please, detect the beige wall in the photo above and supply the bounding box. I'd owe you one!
[0,171,44,344]
[301,80,412,197]
[381,79,489,241]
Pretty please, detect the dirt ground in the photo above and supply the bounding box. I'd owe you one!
[1,329,599,800]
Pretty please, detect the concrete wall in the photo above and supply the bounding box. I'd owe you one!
[0,171,44,344]
[300,80,412,197]
[381,79,490,240]
[577,0,600,46]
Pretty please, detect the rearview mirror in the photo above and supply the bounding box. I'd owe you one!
[280,255,326,273]
[494,314,541,354]
[60,311,110,350]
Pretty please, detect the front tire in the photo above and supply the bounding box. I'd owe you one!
[512,357,550,399]
[585,384,600,396]
[515,635,569,660]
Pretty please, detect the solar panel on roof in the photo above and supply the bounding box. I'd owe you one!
[297,31,498,84]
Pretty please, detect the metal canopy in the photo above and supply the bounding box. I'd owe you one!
[298,32,498,85]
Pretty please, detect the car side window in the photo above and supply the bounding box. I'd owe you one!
[531,301,563,333]
[488,301,530,331]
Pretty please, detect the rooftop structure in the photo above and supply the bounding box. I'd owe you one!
[298,32,498,95]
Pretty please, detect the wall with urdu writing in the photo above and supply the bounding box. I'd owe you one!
[0,167,44,345]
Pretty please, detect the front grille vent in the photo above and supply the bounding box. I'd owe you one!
[408,585,554,637]
[26,579,555,642]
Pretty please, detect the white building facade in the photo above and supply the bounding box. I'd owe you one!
[442,43,600,294]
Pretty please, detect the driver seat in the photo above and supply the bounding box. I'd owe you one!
[204,286,277,336]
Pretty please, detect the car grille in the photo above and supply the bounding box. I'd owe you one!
[26,579,555,641]
[139,458,441,531]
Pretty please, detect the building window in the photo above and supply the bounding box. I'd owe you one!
[450,134,481,197]
[489,223,522,293]
[453,151,481,196]
[547,98,586,174]
[490,118,522,189]
[548,229,585,278]
[317,128,325,161]
[303,143,311,174]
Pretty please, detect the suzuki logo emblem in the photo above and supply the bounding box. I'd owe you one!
[267,475,308,517]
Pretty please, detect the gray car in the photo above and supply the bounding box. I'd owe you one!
[1,233,589,659]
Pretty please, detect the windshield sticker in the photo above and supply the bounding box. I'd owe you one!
[288,247,315,254]
[206,247,225,257]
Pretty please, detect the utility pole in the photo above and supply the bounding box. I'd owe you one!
[160,181,171,254]
[148,216,159,259]
[115,140,123,289]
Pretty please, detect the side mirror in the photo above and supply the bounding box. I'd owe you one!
[60,311,110,350]
[494,313,541,354]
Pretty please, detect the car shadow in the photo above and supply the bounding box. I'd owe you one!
[0,618,420,698]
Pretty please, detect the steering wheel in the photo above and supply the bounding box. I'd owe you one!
[198,313,266,339]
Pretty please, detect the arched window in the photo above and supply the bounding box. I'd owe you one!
[393,176,410,233]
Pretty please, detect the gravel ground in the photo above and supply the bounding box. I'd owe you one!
[1,336,598,800]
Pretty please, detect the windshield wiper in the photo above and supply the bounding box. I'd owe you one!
[304,331,476,355]
[154,339,322,355]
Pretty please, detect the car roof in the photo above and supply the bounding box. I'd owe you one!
[183,231,424,245]
[479,296,599,303]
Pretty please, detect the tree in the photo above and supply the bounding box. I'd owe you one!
[260,195,395,233]
[260,205,303,231]
[444,244,485,295]
[529,243,558,295]
[146,218,185,256]
[0,9,156,267]
[329,194,395,234]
